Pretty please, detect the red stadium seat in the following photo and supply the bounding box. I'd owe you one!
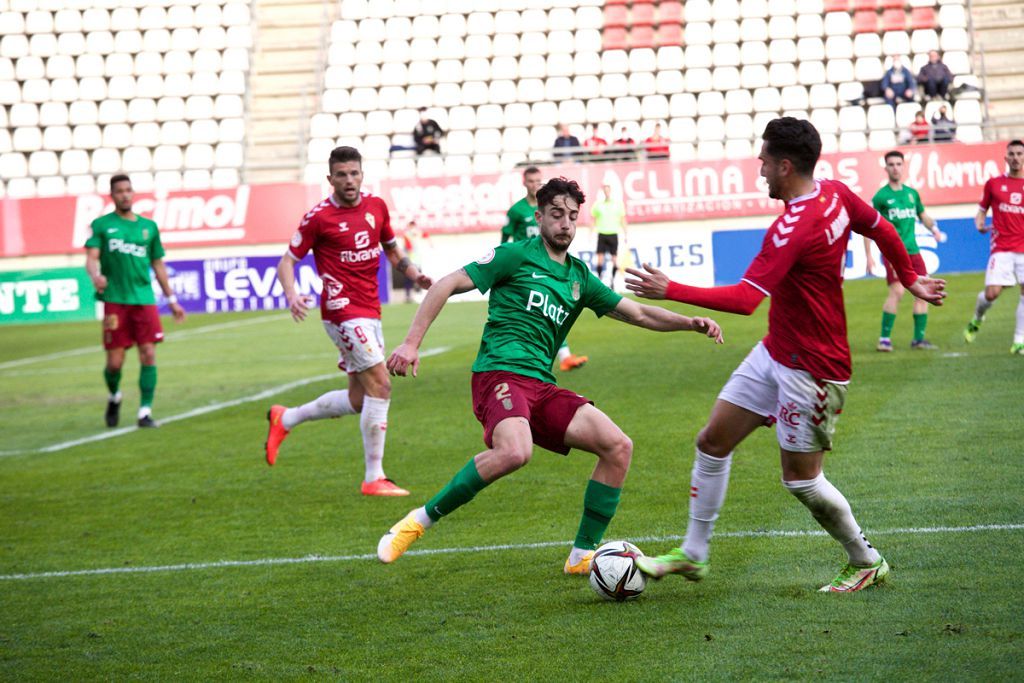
[910,6,936,29]
[604,5,628,27]
[629,25,655,49]
[881,8,906,30]
[631,2,655,26]
[603,27,628,50]
[823,0,849,10]
[656,22,683,46]
[658,1,683,25]
[879,0,905,8]
[605,0,628,4]
[853,10,878,33]
[852,0,877,10]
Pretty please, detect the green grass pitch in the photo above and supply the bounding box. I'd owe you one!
[1,272,1021,680]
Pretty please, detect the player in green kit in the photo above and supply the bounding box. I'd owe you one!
[501,166,589,371]
[85,174,186,427]
[378,177,724,575]
[864,150,945,351]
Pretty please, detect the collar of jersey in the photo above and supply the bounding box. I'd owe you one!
[529,238,573,280]
[787,181,821,206]
[328,193,363,209]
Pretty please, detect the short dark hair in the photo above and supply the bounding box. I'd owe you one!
[761,117,821,175]
[537,177,585,211]
[522,165,541,178]
[1008,139,1024,149]
[884,150,904,162]
[329,146,362,170]
[110,174,131,191]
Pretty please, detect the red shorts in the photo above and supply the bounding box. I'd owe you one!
[884,252,928,285]
[471,371,592,455]
[102,303,164,350]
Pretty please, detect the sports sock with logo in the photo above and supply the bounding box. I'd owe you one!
[104,367,122,397]
[424,457,489,522]
[572,479,622,551]
[783,472,880,567]
[913,312,928,342]
[974,290,993,321]
[682,448,733,562]
[139,365,157,408]
[360,396,389,483]
[282,390,356,429]
[1015,294,1024,344]
[880,311,896,339]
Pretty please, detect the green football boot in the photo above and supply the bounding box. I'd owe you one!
[819,557,889,592]
[635,547,709,582]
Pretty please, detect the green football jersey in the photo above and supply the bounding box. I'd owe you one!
[84,212,165,305]
[872,184,925,255]
[501,197,540,243]
[464,237,622,384]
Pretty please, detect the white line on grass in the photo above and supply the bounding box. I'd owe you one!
[1,522,1020,582]
[0,345,452,458]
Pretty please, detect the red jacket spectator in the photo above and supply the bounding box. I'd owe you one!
[644,123,670,159]
[909,112,929,143]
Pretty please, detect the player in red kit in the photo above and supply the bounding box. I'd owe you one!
[626,118,946,591]
[264,146,432,496]
[963,140,1024,354]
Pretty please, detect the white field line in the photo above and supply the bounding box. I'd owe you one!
[1,522,1020,582]
[0,314,287,371]
[0,345,452,458]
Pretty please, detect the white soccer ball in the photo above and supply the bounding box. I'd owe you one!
[589,540,647,601]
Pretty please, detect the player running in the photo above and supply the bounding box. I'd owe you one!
[378,177,723,574]
[963,139,1024,354]
[264,146,432,496]
[502,166,589,371]
[865,150,944,351]
[626,118,946,592]
[85,174,186,428]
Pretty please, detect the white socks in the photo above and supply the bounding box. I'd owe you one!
[360,396,390,483]
[282,390,356,429]
[1015,294,1024,344]
[682,448,733,563]
[974,290,993,321]
[783,472,880,567]
[412,506,434,528]
[556,346,572,362]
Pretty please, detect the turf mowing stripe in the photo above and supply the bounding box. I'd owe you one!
[0,345,452,458]
[1,522,1020,582]
[0,314,286,371]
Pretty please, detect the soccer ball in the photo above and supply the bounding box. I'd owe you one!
[588,541,647,601]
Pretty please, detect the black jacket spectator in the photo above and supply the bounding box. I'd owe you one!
[413,109,443,154]
[918,51,954,99]
[931,106,957,142]
[553,125,581,161]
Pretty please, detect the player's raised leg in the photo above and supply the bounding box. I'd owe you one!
[561,404,632,574]
[266,390,357,465]
[377,417,533,563]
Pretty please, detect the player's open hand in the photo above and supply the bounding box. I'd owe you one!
[288,295,312,322]
[624,263,669,299]
[865,257,877,277]
[909,276,947,306]
[386,343,420,377]
[691,316,724,344]
[416,273,434,289]
[170,302,187,323]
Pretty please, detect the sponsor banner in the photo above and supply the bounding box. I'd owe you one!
[0,142,1008,257]
[711,217,990,286]
[0,266,96,324]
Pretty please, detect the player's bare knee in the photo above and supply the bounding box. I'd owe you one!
[496,444,532,471]
[603,433,633,470]
[696,429,731,457]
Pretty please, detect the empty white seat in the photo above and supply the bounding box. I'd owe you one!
[107,76,136,100]
[768,63,797,87]
[740,17,768,41]
[685,68,714,93]
[697,141,725,160]
[810,108,839,134]
[838,132,867,152]
[882,31,910,57]
[725,139,755,158]
[10,103,38,127]
[159,120,189,146]
[614,97,641,122]
[16,56,44,80]
[54,10,83,33]
[768,39,797,63]
[697,91,726,116]
[713,0,742,20]
[474,128,503,154]
[600,73,628,98]
[503,102,532,128]
[713,43,741,67]
[781,85,809,110]
[39,102,69,127]
[91,147,121,174]
[853,33,882,59]
[768,16,796,39]
[101,123,130,147]
[365,110,394,135]
[685,22,713,46]
[826,59,855,83]
[573,51,601,76]
[22,79,52,103]
[824,12,852,36]
[868,130,896,150]
[185,143,215,169]
[938,4,966,28]
[837,81,864,104]
[28,150,58,176]
[573,75,600,100]
[687,0,714,22]
[670,92,698,118]
[657,46,684,71]
[34,176,65,196]
[838,106,867,133]
[713,20,741,43]
[602,50,629,74]
[1,34,29,60]
[910,29,938,54]
[741,64,770,89]
[940,28,968,52]
[809,83,838,109]
[642,95,670,120]
[797,37,825,62]
[558,99,587,124]
[685,45,713,70]
[656,70,685,96]
[6,178,36,198]
[60,149,90,176]
[825,35,853,60]
[215,95,243,119]
[121,146,152,172]
[461,81,489,106]
[586,98,614,123]
[725,89,754,114]
[725,113,755,139]
[796,13,823,38]
[0,152,27,180]
[953,99,982,125]
[629,48,657,73]
[798,61,826,85]
[753,87,781,111]
[131,121,160,146]
[12,127,42,153]
[182,169,212,190]
[867,104,895,130]
[854,57,883,81]
[628,72,657,97]
[150,145,182,171]
[152,171,183,191]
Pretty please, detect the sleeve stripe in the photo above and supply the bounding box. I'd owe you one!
[287,249,303,261]
[741,278,771,297]
[870,212,881,229]
[381,238,398,248]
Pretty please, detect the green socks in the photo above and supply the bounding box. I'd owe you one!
[880,311,896,339]
[573,479,622,551]
[139,365,157,408]
[913,313,928,342]
[104,367,122,396]
[425,457,489,522]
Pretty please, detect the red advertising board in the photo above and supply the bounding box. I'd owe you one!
[0,142,1007,257]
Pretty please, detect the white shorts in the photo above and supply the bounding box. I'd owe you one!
[984,251,1024,287]
[322,318,385,374]
[717,342,848,453]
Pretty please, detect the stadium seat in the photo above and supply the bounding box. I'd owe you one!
[685,68,714,93]
[909,7,936,30]
[725,89,754,113]
[753,87,781,111]
[656,23,683,46]
[867,104,896,131]
[629,26,655,50]
[881,31,911,56]
[660,1,684,24]
[823,0,848,10]
[670,92,698,117]
[940,28,968,52]
[13,127,42,153]
[839,131,867,152]
[852,0,878,9]
[603,28,627,51]
[0,152,27,180]
[824,12,853,36]
[60,149,90,176]
[632,2,656,26]
[768,16,796,40]
[911,29,939,53]
[713,19,741,43]
[810,107,840,133]
[768,63,797,87]
[854,57,884,81]
[741,64,770,89]
[740,17,768,41]
[854,33,882,58]
[853,11,877,33]
[685,22,713,46]
[881,9,906,31]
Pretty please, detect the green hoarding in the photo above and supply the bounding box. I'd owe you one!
[0,267,98,325]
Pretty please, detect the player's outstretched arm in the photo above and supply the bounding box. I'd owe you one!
[276,252,310,322]
[387,268,476,377]
[625,263,766,316]
[85,247,107,295]
[605,297,723,343]
[151,259,186,322]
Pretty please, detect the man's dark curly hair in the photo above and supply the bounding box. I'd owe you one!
[537,177,585,210]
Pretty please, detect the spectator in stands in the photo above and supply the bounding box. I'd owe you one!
[553,124,581,161]
[931,105,957,142]
[909,111,930,144]
[413,107,443,155]
[644,123,670,160]
[583,126,608,160]
[918,50,954,101]
[882,56,917,111]
[610,125,638,161]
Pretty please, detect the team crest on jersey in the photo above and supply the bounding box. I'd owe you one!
[476,248,495,264]
[142,228,149,240]
[571,280,581,300]
[290,230,302,247]
[1012,193,1022,204]
[365,212,375,229]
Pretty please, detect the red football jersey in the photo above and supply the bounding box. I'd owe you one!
[288,193,396,323]
[741,180,883,383]
[979,175,1024,254]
